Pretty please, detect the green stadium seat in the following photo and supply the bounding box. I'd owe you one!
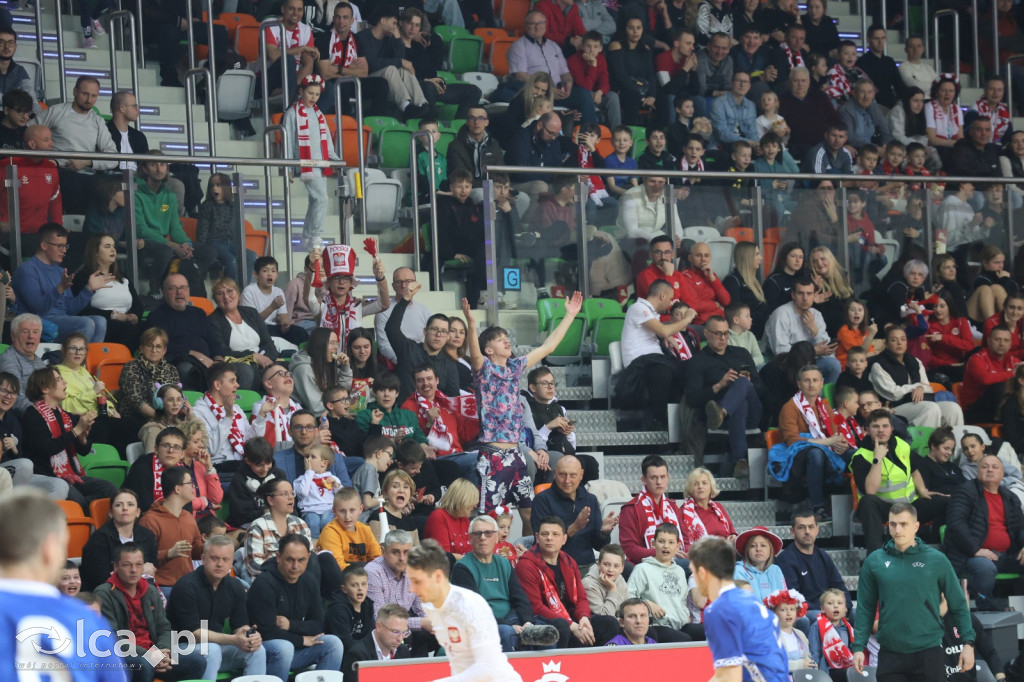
[582,297,623,324]
[546,317,586,365]
[448,35,484,73]
[536,298,566,333]
[379,127,414,167]
[907,426,935,455]
[235,389,261,415]
[591,316,625,356]
[822,382,836,407]
[434,25,470,45]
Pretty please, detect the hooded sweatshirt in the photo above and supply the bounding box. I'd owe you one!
[853,537,974,655]
[627,556,691,629]
[246,557,325,648]
[138,499,204,587]
[582,562,630,617]
[134,175,187,244]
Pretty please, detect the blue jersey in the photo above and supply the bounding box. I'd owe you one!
[704,584,790,682]
[0,578,126,681]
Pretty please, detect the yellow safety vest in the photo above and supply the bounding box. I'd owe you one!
[852,438,917,503]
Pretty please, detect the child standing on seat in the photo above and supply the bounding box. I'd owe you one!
[294,444,344,538]
[282,73,339,250]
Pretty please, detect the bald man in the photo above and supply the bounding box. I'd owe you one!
[530,455,619,570]
[680,242,730,324]
[0,124,62,254]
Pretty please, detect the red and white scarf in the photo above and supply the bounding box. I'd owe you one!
[152,456,166,505]
[258,397,301,447]
[975,98,1010,141]
[678,497,734,551]
[329,30,358,67]
[781,43,804,68]
[577,144,607,200]
[667,331,694,361]
[793,391,834,440]
[416,391,454,454]
[321,292,359,349]
[826,64,865,102]
[35,401,83,485]
[817,613,855,670]
[294,101,332,180]
[636,488,682,548]
[929,100,962,140]
[205,393,247,458]
[680,156,704,186]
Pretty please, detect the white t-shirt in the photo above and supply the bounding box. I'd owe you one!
[621,298,664,368]
[89,278,133,313]
[242,283,288,322]
[423,585,522,682]
[228,319,262,354]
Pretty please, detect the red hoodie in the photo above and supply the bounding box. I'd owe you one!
[926,317,975,366]
[107,572,154,650]
[515,545,590,622]
[962,348,1016,406]
[0,156,62,233]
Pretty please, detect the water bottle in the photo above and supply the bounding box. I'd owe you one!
[97,395,108,418]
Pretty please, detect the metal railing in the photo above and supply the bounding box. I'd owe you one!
[106,10,139,124]
[54,0,67,101]
[184,67,217,161]
[933,9,960,86]
[333,76,367,245]
[409,130,439,283]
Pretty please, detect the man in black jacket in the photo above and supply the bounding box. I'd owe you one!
[355,5,433,121]
[447,106,505,191]
[247,534,345,674]
[856,25,905,109]
[313,2,390,116]
[386,280,461,402]
[167,535,283,679]
[684,314,764,478]
[341,602,412,681]
[399,9,482,118]
[943,456,1024,610]
[946,116,1001,178]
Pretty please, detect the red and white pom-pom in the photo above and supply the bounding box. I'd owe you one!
[488,505,512,519]
[363,237,378,259]
[763,588,809,618]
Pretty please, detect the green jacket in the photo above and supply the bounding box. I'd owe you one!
[853,537,974,654]
[354,401,427,444]
[94,580,173,652]
[134,175,188,245]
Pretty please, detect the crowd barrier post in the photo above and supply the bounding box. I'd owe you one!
[122,169,140,292]
[5,165,21,270]
[410,130,439,291]
[933,9,960,86]
[577,180,591,301]
[482,177,498,326]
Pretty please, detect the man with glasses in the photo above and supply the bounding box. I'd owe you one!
[139,465,206,592]
[124,425,192,512]
[341,602,413,679]
[684,314,764,478]
[273,408,352,485]
[0,29,40,110]
[0,313,45,414]
[12,222,111,343]
[251,363,313,448]
[0,124,62,254]
[385,280,460,402]
[507,112,574,215]
[710,71,758,149]
[374,266,430,365]
[447,106,518,200]
[636,235,685,306]
[522,366,573,476]
[0,88,33,149]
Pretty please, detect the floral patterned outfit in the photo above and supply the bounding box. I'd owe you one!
[474,356,533,512]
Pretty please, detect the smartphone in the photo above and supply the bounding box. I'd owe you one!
[739,365,752,378]
[246,627,257,637]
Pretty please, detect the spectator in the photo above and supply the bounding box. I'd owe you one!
[522,366,575,470]
[138,466,204,592]
[809,246,853,337]
[434,171,488,306]
[314,2,390,117]
[973,75,1012,145]
[636,235,686,302]
[681,242,731,324]
[765,276,842,383]
[0,28,38,103]
[242,257,306,348]
[39,76,117,214]
[507,112,574,211]
[0,125,62,246]
[536,0,587,52]
[117,327,180,433]
[319,485,382,570]
[283,255,321,334]
[732,0,765,43]
[0,88,31,150]
[263,0,319,105]
[839,80,893,148]
[627,523,702,639]
[403,11,483,118]
[583,545,631,622]
[136,382,193,453]
[947,116,1000,178]
[803,123,854,176]
[123,426,189,513]
[889,88,930,151]
[208,278,277,389]
[616,279,690,427]
[961,326,1018,422]
[227,437,286,530]
[724,242,769,337]
[0,315,42,414]
[191,365,255,470]
[273,408,352,485]
[696,32,734,110]
[616,175,683,246]
[71,235,142,349]
[856,25,904,108]
[927,74,965,165]
[914,427,966,512]
[850,410,948,552]
[341,603,412,680]
[446,107,510,202]
[780,67,841,160]
[568,31,621,129]
[686,315,764,478]
[618,455,682,565]
[657,29,702,118]
[356,5,433,122]
[852,502,975,678]
[868,325,964,429]
[775,509,851,619]
[80,488,158,591]
[423,479,479,558]
[13,222,110,343]
[194,173,256,286]
[970,246,1017,323]
[246,534,345,674]
[578,0,617,42]
[178,419,221,518]
[0,367,63,498]
[314,245,389,353]
[898,35,937,91]
[711,72,758,148]
[802,0,839,57]
[400,364,479,484]
[291,331,353,417]
[244,479,313,579]
[679,467,738,553]
[732,526,786,602]
[94,542,207,680]
[365,529,438,657]
[607,19,659,126]
[167,535,281,680]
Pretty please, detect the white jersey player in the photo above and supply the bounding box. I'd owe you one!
[407,539,522,682]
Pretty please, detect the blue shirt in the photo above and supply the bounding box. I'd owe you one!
[710,94,758,147]
[0,578,125,681]
[604,153,638,190]
[733,560,788,603]
[13,255,93,317]
[704,584,789,682]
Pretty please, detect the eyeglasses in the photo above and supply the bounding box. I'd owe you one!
[292,424,319,432]
[158,443,184,452]
[268,369,291,380]
[394,279,416,286]
[469,530,498,538]
[705,330,730,338]
[146,344,167,351]
[652,249,674,256]
[45,242,70,251]
[66,346,87,353]
[383,625,412,638]
[0,387,15,397]
[533,381,555,388]
[327,396,356,404]
[426,327,449,336]
[168,285,189,293]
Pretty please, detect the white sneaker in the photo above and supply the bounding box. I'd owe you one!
[91,19,106,36]
[84,36,97,48]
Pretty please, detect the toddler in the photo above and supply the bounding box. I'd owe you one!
[294,444,344,537]
[764,588,814,671]
[755,91,790,147]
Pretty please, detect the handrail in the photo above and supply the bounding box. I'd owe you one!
[971,0,980,88]
[122,169,140,290]
[205,0,219,155]
[902,0,909,43]
[32,0,43,91]
[54,0,66,101]
[134,0,145,69]
[922,0,929,58]
[5,165,22,269]
[0,147,345,168]
[1006,55,1024,118]
[259,17,287,128]
[409,130,439,288]
[262,123,287,264]
[333,76,367,242]
[933,9,960,86]
[106,10,140,126]
[185,0,196,73]
[860,4,867,53]
[232,171,248,282]
[184,67,217,162]
[576,180,591,300]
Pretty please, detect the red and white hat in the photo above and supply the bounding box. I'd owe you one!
[322,244,355,278]
[300,73,326,89]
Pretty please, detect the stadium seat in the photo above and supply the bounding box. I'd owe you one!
[590,316,624,357]
[56,500,92,559]
[793,670,832,682]
[217,12,260,43]
[379,127,414,167]
[245,220,269,257]
[706,237,736,277]
[295,671,344,682]
[448,35,484,73]
[89,498,110,530]
[217,69,257,122]
[180,216,198,242]
[86,343,133,392]
[489,37,515,77]
[725,226,754,242]
[500,0,530,32]
[234,24,261,63]
[582,297,622,324]
[845,666,877,681]
[822,382,836,407]
[473,27,509,58]
[907,426,934,455]
[459,71,499,100]
[434,25,471,46]
[126,442,145,465]
[235,389,261,415]
[184,390,204,405]
[537,298,567,333]
[190,297,216,315]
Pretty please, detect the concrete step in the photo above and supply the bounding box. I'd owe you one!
[602,454,750,494]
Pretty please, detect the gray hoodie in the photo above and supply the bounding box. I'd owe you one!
[627,556,691,629]
[289,350,353,414]
[582,562,630,617]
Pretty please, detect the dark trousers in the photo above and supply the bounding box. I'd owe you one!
[546,614,620,648]
[265,54,298,104]
[154,21,228,86]
[266,323,309,346]
[965,382,1005,423]
[58,169,97,215]
[786,446,837,509]
[714,376,762,464]
[624,354,685,421]
[877,645,945,682]
[320,77,391,117]
[857,494,947,553]
[423,81,483,118]
[67,475,118,515]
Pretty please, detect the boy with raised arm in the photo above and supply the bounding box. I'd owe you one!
[461,292,584,530]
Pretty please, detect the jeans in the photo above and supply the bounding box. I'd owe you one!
[207,239,257,283]
[66,476,118,515]
[263,635,344,680]
[125,648,206,682]
[715,376,763,464]
[301,175,328,247]
[1,458,70,499]
[789,446,828,508]
[51,314,107,343]
[303,510,336,538]
[965,552,1021,609]
[816,355,841,384]
[563,85,598,123]
[203,642,268,678]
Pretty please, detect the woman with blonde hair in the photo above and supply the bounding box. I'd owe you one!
[423,478,480,558]
[809,246,853,336]
[179,418,222,518]
[374,468,426,535]
[208,277,278,390]
[678,467,737,554]
[723,242,769,336]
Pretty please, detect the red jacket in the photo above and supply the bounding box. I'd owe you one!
[0,157,62,233]
[983,312,1024,359]
[535,0,586,47]
[679,267,730,323]
[400,392,478,456]
[636,263,686,300]
[567,52,610,94]
[617,494,681,564]
[423,508,471,554]
[515,545,590,622]
[926,317,975,367]
[961,348,1016,406]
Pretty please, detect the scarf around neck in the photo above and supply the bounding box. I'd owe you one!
[35,400,83,484]
[817,613,855,669]
[636,488,682,548]
[205,393,247,458]
[321,291,359,350]
[329,30,357,67]
[293,101,332,179]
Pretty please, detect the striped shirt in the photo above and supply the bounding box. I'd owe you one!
[365,556,426,631]
[244,512,312,577]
